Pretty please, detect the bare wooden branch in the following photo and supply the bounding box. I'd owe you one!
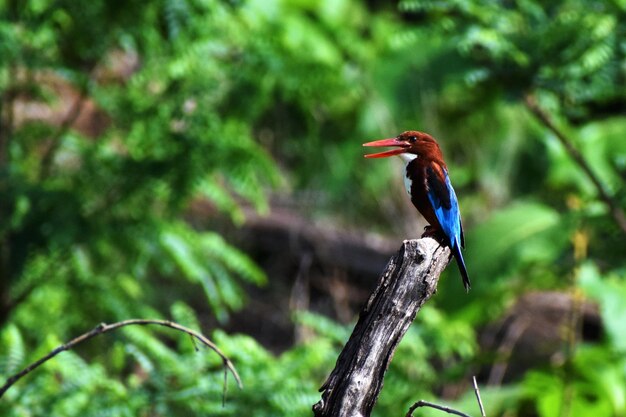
[0,319,241,398]
[312,238,452,417]
[524,94,626,234]
[406,400,472,417]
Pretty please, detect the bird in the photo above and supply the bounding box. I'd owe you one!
[363,130,470,291]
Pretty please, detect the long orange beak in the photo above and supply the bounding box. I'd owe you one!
[363,138,408,158]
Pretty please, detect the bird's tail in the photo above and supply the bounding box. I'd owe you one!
[452,241,471,292]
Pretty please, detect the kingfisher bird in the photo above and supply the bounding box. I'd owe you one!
[363,131,470,291]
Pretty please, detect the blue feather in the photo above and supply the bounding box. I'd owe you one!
[426,168,461,246]
[426,167,470,290]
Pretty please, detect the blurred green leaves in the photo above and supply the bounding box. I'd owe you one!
[399,0,626,124]
[0,0,401,415]
[2,0,626,416]
[160,222,266,320]
[0,0,289,323]
[579,264,626,352]
[468,201,562,276]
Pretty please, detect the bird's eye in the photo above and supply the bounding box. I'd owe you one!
[408,136,417,143]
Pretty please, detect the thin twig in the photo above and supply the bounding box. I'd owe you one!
[487,318,529,386]
[524,94,626,234]
[0,319,242,398]
[406,400,472,417]
[473,376,486,417]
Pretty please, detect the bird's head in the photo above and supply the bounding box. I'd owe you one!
[363,130,440,159]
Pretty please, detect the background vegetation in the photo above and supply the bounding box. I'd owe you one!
[1,0,625,416]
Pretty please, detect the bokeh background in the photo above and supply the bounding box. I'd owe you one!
[1,0,626,416]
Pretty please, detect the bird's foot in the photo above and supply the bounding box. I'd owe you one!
[421,225,438,238]
[421,226,446,245]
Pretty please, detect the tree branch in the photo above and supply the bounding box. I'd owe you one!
[0,319,242,398]
[312,238,452,417]
[524,94,626,234]
[406,400,472,417]
[487,317,529,386]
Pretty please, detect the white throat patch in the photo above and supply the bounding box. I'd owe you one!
[398,153,417,196]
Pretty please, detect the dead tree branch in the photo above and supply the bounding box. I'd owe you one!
[405,376,485,417]
[524,94,626,234]
[313,238,452,417]
[406,400,472,417]
[0,319,242,398]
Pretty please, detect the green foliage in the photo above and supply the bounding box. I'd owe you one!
[1,0,283,327]
[399,0,626,122]
[0,0,404,415]
[0,309,326,416]
[519,343,626,417]
[159,222,266,320]
[579,264,626,353]
[372,2,626,416]
[2,0,626,416]
[376,306,476,415]
[0,324,24,377]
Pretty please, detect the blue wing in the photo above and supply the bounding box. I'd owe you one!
[426,164,471,290]
[426,165,463,249]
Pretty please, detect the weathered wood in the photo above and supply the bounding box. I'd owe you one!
[313,238,451,417]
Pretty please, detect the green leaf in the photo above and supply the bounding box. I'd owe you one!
[579,263,626,352]
[0,324,25,376]
[466,201,563,280]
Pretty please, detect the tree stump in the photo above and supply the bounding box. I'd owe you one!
[313,238,452,417]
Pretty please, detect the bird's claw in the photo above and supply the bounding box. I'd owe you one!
[421,226,446,245]
[421,225,437,238]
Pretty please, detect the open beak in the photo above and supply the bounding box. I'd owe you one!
[363,138,408,158]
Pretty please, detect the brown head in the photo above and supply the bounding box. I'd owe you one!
[363,130,445,165]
